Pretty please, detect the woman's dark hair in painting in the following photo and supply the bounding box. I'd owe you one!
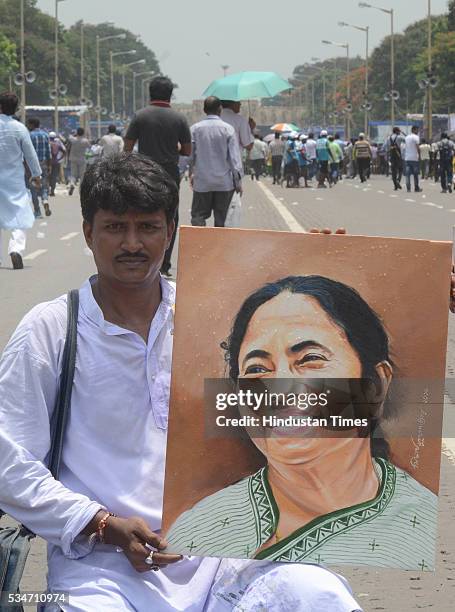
[221,275,394,459]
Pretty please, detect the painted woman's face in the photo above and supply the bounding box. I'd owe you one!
[238,292,362,380]
[237,291,365,464]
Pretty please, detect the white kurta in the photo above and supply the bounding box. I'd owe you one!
[0,114,40,230]
[0,277,362,612]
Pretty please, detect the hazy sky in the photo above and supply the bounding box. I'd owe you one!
[37,0,449,103]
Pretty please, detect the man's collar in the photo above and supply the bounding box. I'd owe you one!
[205,114,221,120]
[150,100,171,108]
[80,274,175,335]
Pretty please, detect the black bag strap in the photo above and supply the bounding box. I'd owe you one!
[48,289,79,479]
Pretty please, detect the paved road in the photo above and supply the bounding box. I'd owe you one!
[1,175,454,610]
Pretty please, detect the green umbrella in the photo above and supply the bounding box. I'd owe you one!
[202,71,292,101]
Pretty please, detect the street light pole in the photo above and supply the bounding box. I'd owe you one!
[20,0,26,123]
[110,50,136,115]
[359,3,395,130]
[427,0,433,140]
[96,32,127,137]
[312,58,327,127]
[132,70,155,113]
[80,21,84,102]
[338,22,370,135]
[322,40,350,137]
[96,35,101,137]
[390,8,395,127]
[54,0,61,132]
[346,43,351,139]
[122,59,145,119]
[110,51,115,115]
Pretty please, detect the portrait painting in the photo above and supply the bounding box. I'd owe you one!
[162,227,452,571]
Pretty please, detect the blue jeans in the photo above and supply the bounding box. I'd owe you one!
[29,161,49,213]
[406,161,420,191]
[308,159,318,179]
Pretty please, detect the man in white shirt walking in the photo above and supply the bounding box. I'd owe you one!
[220,100,254,227]
[100,124,124,157]
[305,132,318,180]
[189,97,242,227]
[0,91,41,270]
[268,133,285,184]
[404,126,422,193]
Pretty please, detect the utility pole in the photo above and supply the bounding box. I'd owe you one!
[427,0,433,140]
[20,0,26,123]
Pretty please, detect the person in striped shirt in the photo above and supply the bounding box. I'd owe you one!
[352,133,372,184]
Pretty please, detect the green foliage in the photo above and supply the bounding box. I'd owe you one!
[368,15,447,119]
[290,11,453,127]
[0,0,160,113]
[0,32,17,88]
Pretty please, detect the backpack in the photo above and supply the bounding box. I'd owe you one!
[439,140,453,164]
[50,140,61,162]
[389,135,401,161]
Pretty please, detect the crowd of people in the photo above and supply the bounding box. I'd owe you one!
[245,126,455,195]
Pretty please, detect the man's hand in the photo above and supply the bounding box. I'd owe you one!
[104,516,182,573]
[309,228,346,235]
[30,176,42,190]
[248,117,256,131]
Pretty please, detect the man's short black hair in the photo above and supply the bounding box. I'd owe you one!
[441,132,448,140]
[411,125,419,133]
[204,96,221,115]
[108,124,117,133]
[0,91,19,116]
[27,117,40,129]
[149,76,173,101]
[77,127,85,136]
[80,153,179,225]
[308,132,314,139]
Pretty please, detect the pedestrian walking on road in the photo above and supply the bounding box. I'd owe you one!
[0,92,41,270]
[353,133,372,184]
[387,127,405,190]
[405,126,422,193]
[249,133,268,181]
[328,135,343,184]
[269,132,285,184]
[220,100,255,227]
[436,132,455,194]
[305,132,318,180]
[419,138,431,179]
[189,96,242,227]
[49,131,66,196]
[124,76,191,277]
[68,127,90,196]
[316,130,332,188]
[100,124,124,157]
[27,117,52,218]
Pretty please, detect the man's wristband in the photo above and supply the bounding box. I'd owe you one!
[88,510,117,546]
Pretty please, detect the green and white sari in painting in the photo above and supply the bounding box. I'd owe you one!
[166,458,437,570]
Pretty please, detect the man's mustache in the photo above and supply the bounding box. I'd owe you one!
[116,252,149,261]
